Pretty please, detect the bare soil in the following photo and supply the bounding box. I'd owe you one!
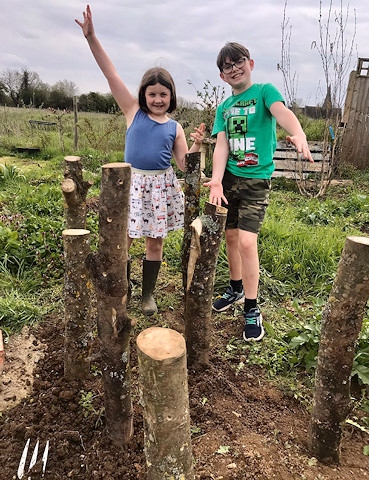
[1,294,369,480]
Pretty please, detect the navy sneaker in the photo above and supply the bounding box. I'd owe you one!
[243,308,264,342]
[212,286,244,312]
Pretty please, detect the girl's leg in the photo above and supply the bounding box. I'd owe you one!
[126,236,134,305]
[145,237,164,261]
[141,237,163,315]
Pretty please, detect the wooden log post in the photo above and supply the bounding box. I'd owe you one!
[62,229,93,380]
[310,236,369,464]
[185,202,227,369]
[62,156,93,229]
[137,326,194,480]
[182,152,201,293]
[85,163,133,445]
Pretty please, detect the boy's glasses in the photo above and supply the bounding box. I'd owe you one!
[221,57,248,74]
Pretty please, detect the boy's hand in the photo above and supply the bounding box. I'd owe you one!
[75,4,95,38]
[203,179,228,206]
[286,135,314,163]
[190,123,206,145]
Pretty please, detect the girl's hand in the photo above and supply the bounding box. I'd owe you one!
[190,122,206,145]
[75,4,95,38]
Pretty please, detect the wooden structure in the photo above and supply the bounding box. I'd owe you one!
[339,58,369,169]
[272,140,330,179]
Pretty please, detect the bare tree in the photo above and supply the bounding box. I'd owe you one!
[278,0,299,108]
[279,0,357,198]
[312,0,357,109]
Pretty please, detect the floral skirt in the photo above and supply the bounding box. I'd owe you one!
[128,166,184,239]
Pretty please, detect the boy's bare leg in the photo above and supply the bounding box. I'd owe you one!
[237,229,259,300]
[225,229,242,281]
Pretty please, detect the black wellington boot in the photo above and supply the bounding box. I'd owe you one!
[141,259,161,316]
[126,257,132,306]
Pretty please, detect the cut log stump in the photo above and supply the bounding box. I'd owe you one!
[62,156,93,229]
[62,229,93,380]
[185,202,227,369]
[85,162,133,445]
[182,151,201,293]
[137,327,194,480]
[310,236,369,464]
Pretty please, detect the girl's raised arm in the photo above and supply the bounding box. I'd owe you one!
[75,5,138,120]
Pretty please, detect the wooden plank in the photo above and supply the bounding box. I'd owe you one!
[277,140,325,152]
[274,159,329,172]
[274,151,326,161]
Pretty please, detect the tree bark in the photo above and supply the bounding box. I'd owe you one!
[185,202,227,369]
[310,236,369,464]
[182,152,201,293]
[62,156,93,229]
[62,229,93,380]
[85,162,133,445]
[136,326,194,480]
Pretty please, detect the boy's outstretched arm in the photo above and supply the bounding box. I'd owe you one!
[270,102,314,162]
[203,131,229,206]
[75,4,136,118]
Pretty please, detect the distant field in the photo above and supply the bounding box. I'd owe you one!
[0,106,126,155]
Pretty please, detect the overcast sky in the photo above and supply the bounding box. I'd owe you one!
[1,0,368,107]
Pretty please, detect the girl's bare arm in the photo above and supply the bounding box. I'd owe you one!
[75,4,138,121]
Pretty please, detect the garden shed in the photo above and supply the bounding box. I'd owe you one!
[340,58,369,169]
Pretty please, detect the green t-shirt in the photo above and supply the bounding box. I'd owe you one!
[212,83,284,179]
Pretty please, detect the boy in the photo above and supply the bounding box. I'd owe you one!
[205,42,313,342]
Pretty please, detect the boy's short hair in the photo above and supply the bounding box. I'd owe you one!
[216,42,251,71]
[138,67,177,113]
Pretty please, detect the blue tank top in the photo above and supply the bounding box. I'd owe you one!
[124,109,177,170]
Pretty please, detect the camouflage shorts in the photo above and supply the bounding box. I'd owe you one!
[222,170,271,234]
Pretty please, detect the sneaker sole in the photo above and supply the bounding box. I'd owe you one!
[243,327,265,342]
[212,295,245,312]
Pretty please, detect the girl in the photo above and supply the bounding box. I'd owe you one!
[76,5,205,315]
